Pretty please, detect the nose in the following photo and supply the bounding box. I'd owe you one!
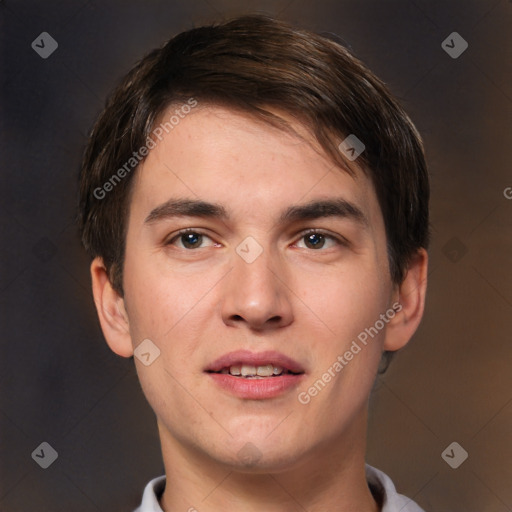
[220,243,294,331]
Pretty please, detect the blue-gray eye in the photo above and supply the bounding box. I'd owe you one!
[296,231,340,250]
[166,229,218,249]
[304,233,326,249]
[180,232,203,249]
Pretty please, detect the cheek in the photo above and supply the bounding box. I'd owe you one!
[295,267,389,404]
[296,264,389,341]
[122,251,221,351]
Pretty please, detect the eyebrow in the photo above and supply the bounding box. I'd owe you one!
[144,199,229,224]
[144,197,368,227]
[278,198,368,227]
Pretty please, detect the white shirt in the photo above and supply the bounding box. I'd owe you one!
[133,464,425,511]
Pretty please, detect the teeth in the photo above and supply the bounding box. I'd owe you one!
[225,364,285,377]
[273,365,284,375]
[240,364,256,376]
[229,365,241,376]
[256,364,274,377]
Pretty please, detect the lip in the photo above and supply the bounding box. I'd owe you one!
[205,349,305,374]
[208,372,305,399]
[205,350,306,400]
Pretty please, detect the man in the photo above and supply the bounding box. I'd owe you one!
[78,14,429,512]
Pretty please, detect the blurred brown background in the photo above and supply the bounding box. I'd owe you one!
[1,1,511,511]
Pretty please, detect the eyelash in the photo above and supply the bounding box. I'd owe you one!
[165,228,347,250]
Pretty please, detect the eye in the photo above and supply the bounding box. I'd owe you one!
[294,230,344,250]
[166,229,218,250]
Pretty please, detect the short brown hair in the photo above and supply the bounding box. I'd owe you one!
[78,14,429,305]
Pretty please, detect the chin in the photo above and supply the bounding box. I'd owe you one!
[211,433,308,473]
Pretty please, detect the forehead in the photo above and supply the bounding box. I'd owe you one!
[130,105,383,232]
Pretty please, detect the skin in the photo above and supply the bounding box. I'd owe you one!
[91,105,427,512]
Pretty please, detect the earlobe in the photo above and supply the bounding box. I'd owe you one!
[90,257,134,358]
[383,248,428,352]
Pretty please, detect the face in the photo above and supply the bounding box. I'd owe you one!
[103,105,406,471]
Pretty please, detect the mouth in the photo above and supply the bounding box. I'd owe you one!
[205,349,305,376]
[206,363,304,379]
[204,350,305,399]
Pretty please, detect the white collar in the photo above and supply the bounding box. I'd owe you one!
[133,464,425,512]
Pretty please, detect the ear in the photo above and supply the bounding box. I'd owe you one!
[383,248,428,352]
[90,257,134,358]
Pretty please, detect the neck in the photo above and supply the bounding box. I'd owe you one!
[158,409,379,512]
